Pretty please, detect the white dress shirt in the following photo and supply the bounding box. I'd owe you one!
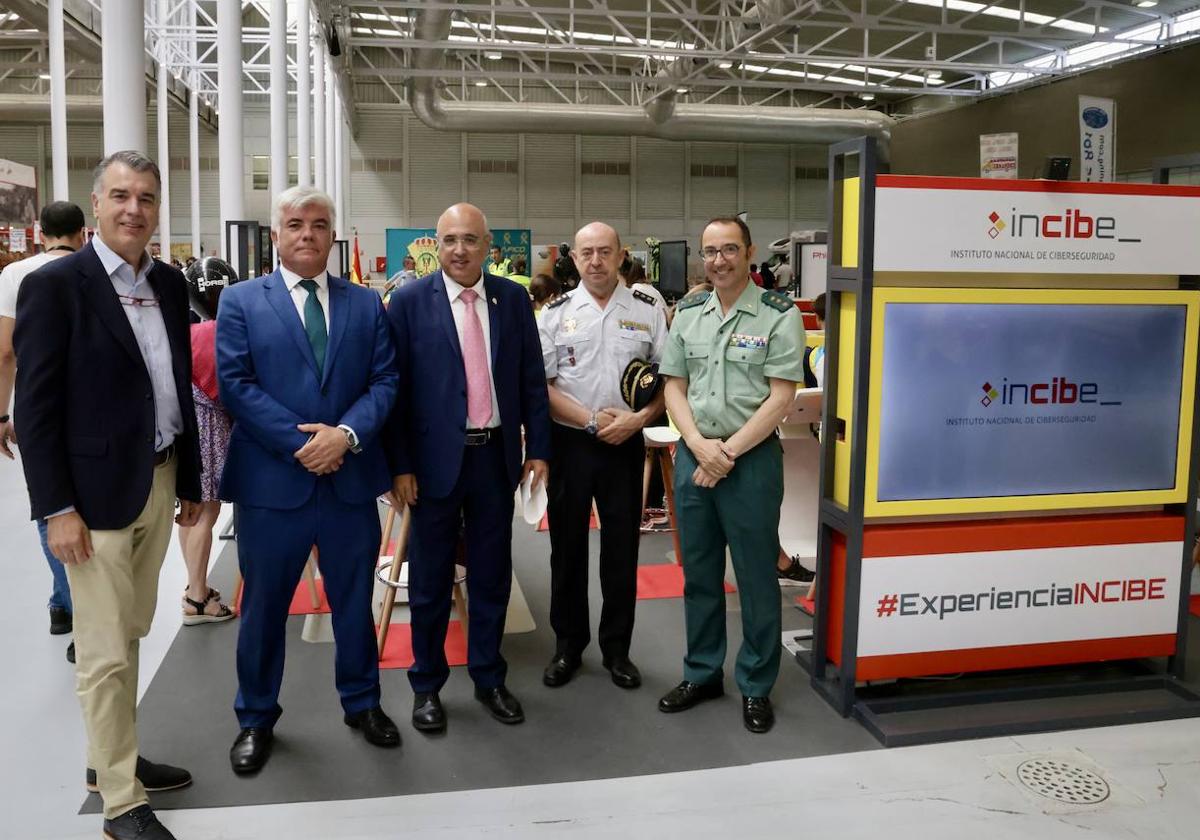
[279,264,331,332]
[92,235,183,453]
[443,272,501,429]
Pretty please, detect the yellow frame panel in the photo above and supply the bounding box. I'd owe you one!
[833,293,857,506]
[840,177,860,269]
[863,287,1200,518]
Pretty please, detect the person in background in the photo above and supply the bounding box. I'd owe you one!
[177,257,241,625]
[15,151,201,840]
[0,200,87,663]
[508,255,531,289]
[553,242,580,291]
[487,245,512,277]
[749,263,764,287]
[530,272,561,315]
[773,256,793,294]
[657,216,805,735]
[619,254,666,309]
[760,260,776,290]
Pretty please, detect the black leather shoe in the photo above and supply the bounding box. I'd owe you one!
[102,804,176,839]
[87,757,192,793]
[345,706,401,747]
[230,727,273,775]
[66,640,75,664]
[602,656,642,689]
[49,606,72,635]
[743,695,775,733]
[658,679,723,713]
[412,692,446,733]
[542,653,581,687]
[474,685,525,724]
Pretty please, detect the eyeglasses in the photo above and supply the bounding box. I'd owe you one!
[700,244,742,261]
[439,234,484,250]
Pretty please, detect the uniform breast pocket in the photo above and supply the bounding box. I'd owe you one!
[684,342,711,377]
[554,329,593,365]
[725,344,768,367]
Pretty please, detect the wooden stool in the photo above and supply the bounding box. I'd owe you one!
[231,548,321,610]
[375,497,468,658]
[642,426,683,566]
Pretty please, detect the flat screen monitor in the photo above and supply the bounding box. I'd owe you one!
[657,240,689,299]
[864,288,1198,516]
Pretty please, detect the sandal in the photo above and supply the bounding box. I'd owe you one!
[182,587,236,626]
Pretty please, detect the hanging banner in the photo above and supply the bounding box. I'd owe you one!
[0,158,37,226]
[385,227,531,281]
[980,132,1019,180]
[1079,96,1116,183]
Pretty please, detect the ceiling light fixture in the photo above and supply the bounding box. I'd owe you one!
[861,92,876,101]
[675,86,689,94]
[1136,0,1157,7]
[717,60,733,69]
[474,80,488,87]
[485,51,502,60]
[38,73,51,80]
[925,69,943,79]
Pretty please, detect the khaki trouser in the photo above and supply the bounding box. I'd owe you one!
[65,458,177,819]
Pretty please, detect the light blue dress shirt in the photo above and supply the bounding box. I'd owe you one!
[92,235,183,453]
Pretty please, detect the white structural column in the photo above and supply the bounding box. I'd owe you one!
[217,0,245,257]
[101,0,146,153]
[333,87,345,233]
[296,0,311,187]
[270,0,288,200]
[189,7,201,258]
[313,40,326,191]
[155,0,171,259]
[48,0,68,200]
[325,59,336,201]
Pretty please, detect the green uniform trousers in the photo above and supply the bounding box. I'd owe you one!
[674,437,783,698]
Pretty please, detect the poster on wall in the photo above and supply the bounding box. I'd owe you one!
[0,158,37,226]
[1079,96,1116,183]
[9,228,27,253]
[979,133,1018,179]
[385,228,531,281]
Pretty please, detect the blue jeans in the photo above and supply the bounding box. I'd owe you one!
[36,519,73,614]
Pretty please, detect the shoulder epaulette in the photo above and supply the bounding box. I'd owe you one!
[761,290,793,313]
[632,289,658,307]
[545,293,570,310]
[675,291,710,311]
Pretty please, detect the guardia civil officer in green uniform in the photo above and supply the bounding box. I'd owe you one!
[657,216,805,733]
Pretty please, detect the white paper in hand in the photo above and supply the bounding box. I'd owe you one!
[517,470,548,525]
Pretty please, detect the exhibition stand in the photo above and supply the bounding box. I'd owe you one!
[799,136,1200,745]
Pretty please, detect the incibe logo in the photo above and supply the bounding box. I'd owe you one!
[986,208,1141,243]
[979,377,1122,408]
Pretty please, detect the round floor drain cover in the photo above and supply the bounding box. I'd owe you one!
[1016,758,1110,805]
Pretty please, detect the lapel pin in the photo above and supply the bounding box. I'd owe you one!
[491,297,498,305]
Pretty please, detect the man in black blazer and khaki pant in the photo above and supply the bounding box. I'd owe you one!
[14,151,202,840]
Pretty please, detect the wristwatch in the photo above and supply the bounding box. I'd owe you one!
[584,411,599,437]
[337,424,362,454]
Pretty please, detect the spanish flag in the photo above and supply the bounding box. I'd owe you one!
[350,233,364,285]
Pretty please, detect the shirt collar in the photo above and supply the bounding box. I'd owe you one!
[279,263,328,292]
[92,235,152,285]
[443,271,485,302]
[702,278,759,317]
[576,281,631,314]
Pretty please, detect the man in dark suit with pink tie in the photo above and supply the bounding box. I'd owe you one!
[386,203,551,732]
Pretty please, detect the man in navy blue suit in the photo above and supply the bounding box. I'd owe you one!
[387,202,551,732]
[218,186,400,774]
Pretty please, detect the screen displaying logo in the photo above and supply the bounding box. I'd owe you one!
[877,302,1186,502]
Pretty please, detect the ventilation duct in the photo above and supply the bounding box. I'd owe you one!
[410,7,892,157]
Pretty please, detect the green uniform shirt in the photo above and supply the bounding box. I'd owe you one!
[660,281,805,439]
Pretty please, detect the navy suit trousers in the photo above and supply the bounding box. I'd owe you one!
[407,437,514,694]
[234,479,382,728]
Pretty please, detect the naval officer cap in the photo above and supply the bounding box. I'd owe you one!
[621,358,663,412]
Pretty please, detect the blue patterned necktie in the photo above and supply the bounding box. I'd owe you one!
[298,279,327,372]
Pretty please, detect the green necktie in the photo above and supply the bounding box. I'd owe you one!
[298,279,328,373]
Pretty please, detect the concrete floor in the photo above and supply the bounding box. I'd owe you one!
[4,455,1200,839]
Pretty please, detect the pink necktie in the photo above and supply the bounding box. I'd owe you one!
[459,288,493,428]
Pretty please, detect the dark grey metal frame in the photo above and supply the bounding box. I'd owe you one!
[798,137,1200,746]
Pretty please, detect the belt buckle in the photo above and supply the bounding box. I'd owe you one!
[465,429,488,446]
